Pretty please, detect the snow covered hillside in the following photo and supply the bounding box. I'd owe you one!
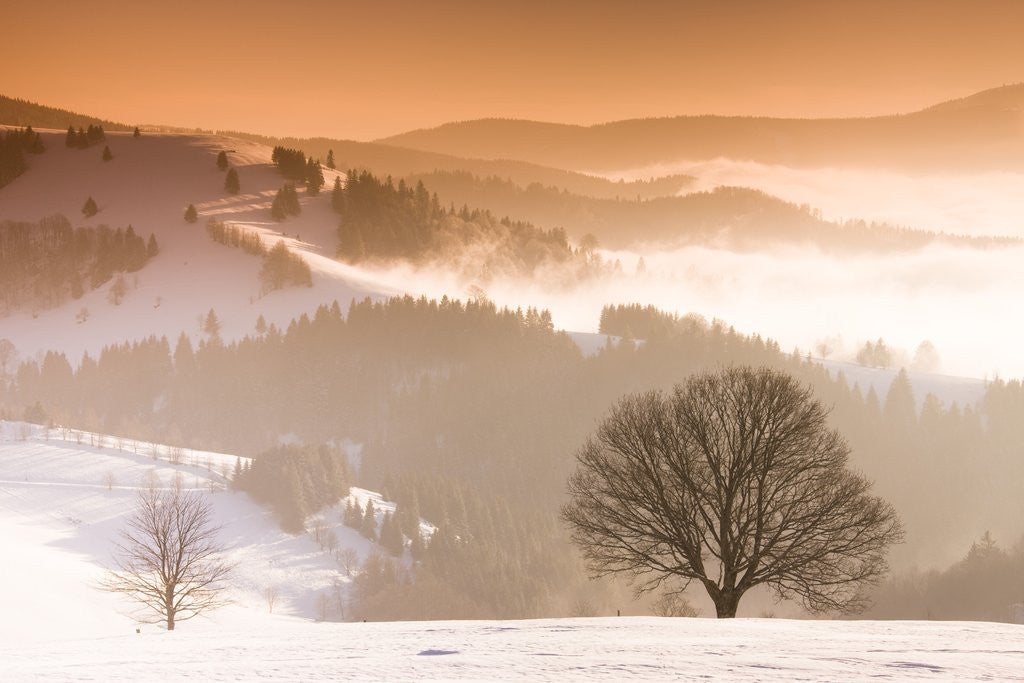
[0,421,414,644]
[2,420,1022,681]
[0,129,393,363]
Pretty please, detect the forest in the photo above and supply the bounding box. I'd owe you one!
[333,169,607,281]
[2,297,1022,620]
[401,170,1015,251]
[0,215,158,315]
[0,126,45,188]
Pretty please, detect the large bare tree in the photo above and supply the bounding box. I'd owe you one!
[562,366,903,618]
[104,486,232,630]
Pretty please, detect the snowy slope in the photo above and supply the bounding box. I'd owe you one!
[0,130,396,364]
[0,421,414,644]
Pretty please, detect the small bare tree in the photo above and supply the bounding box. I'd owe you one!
[563,366,903,618]
[264,585,279,613]
[338,547,359,576]
[103,471,117,491]
[103,487,232,630]
[651,591,701,618]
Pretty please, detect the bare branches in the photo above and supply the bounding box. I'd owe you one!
[562,366,903,618]
[102,487,233,630]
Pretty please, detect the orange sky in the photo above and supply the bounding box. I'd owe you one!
[3,0,1023,140]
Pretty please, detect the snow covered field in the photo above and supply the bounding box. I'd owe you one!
[2,420,1022,681]
[1,617,1022,681]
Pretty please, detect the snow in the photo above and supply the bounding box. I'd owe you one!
[0,130,388,365]
[0,617,1021,681]
[0,421,413,645]
[2,420,1021,680]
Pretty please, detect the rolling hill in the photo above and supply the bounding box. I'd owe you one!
[378,84,1024,173]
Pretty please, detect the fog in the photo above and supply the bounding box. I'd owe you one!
[351,237,1024,381]
[603,159,1024,239]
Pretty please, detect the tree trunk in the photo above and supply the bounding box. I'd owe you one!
[714,591,741,618]
[166,586,175,631]
[166,612,175,631]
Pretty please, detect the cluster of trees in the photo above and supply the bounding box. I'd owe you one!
[204,220,310,292]
[4,298,1023,620]
[868,531,1024,622]
[597,303,683,339]
[0,215,157,314]
[0,126,45,188]
[259,241,312,292]
[206,219,265,255]
[270,184,301,220]
[65,124,105,148]
[271,146,324,195]
[333,170,604,281]
[234,444,351,532]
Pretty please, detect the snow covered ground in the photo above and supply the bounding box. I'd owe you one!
[0,422,409,644]
[1,616,1021,681]
[2,420,1022,681]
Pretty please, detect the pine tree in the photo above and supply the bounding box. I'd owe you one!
[203,309,221,338]
[326,149,336,170]
[146,234,159,259]
[82,196,98,217]
[102,145,113,161]
[331,176,344,212]
[65,125,76,147]
[270,191,287,221]
[133,127,141,138]
[216,150,229,171]
[184,204,198,223]
[255,314,267,335]
[305,159,324,196]
[361,499,377,540]
[224,167,240,194]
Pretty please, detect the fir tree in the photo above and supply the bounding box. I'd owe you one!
[224,167,240,194]
[305,159,324,196]
[326,149,336,170]
[361,499,377,540]
[133,127,141,138]
[146,234,159,259]
[255,314,267,335]
[82,196,98,217]
[203,309,221,338]
[216,150,229,171]
[184,204,198,223]
[65,125,76,147]
[102,145,113,161]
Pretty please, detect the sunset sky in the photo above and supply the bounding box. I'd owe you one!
[3,0,1023,140]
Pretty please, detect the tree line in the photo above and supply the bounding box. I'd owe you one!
[0,215,158,314]
[0,126,45,188]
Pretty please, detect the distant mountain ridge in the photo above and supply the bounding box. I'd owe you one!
[0,94,691,201]
[377,84,1024,172]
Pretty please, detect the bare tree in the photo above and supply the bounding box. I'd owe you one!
[562,366,903,618]
[651,591,700,618]
[103,487,232,630]
[338,547,359,576]
[264,585,279,613]
[103,471,117,491]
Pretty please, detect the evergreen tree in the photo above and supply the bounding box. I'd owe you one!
[133,127,141,138]
[270,192,287,221]
[305,159,324,196]
[82,196,98,217]
[224,168,240,194]
[326,149,336,170]
[216,150,229,171]
[361,499,377,540]
[184,204,198,223]
[65,125,76,148]
[203,309,221,338]
[146,234,159,259]
[331,176,344,212]
[255,315,267,335]
[102,145,113,162]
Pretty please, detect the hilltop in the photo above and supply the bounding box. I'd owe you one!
[377,84,1024,173]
